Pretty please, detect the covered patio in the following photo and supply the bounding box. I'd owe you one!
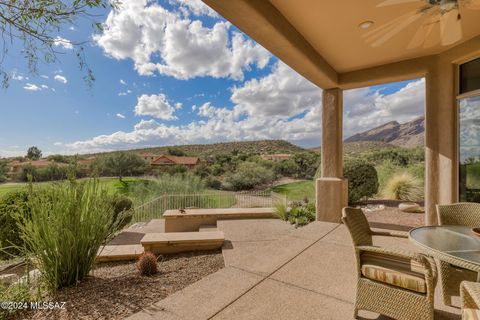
[127,218,461,319]
[202,0,480,225]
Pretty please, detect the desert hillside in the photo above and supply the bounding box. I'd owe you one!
[344,116,424,148]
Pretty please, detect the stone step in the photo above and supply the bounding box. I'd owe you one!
[199,225,217,232]
[141,231,225,254]
[96,244,144,262]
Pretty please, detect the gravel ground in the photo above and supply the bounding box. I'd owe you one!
[359,199,425,230]
[12,250,224,320]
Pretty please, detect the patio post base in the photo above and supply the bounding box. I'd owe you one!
[315,177,348,223]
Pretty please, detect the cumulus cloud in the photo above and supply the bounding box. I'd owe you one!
[64,63,425,154]
[134,93,178,120]
[116,113,126,119]
[231,62,320,118]
[54,75,68,84]
[169,0,219,17]
[120,79,127,85]
[53,142,63,146]
[23,83,41,91]
[94,0,270,80]
[53,36,73,50]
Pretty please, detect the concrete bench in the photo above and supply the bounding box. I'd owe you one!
[163,208,276,232]
[141,231,225,254]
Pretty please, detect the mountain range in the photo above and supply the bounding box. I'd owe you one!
[344,116,424,148]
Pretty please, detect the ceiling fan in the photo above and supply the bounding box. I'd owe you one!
[363,0,480,49]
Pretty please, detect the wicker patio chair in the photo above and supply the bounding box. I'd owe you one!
[460,281,480,319]
[436,203,480,306]
[342,207,437,320]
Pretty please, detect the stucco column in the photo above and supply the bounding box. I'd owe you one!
[316,88,348,223]
[425,60,457,225]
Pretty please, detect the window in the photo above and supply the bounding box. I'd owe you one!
[459,95,480,201]
[460,58,480,95]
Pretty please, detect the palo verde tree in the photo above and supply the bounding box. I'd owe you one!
[0,0,118,88]
[26,146,42,160]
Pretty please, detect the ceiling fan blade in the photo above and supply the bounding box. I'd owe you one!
[407,13,438,49]
[423,20,439,48]
[441,9,463,45]
[364,11,423,47]
[378,0,422,7]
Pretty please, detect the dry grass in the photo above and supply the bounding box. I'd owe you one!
[382,172,423,201]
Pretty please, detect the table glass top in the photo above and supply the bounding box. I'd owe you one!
[409,225,480,265]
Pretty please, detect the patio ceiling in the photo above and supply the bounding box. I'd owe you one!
[203,0,480,89]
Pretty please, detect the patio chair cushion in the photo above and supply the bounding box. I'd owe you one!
[462,308,480,320]
[361,252,427,293]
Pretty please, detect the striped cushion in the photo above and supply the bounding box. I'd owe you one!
[463,308,480,320]
[360,252,427,293]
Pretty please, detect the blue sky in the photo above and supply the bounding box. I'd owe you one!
[0,0,425,157]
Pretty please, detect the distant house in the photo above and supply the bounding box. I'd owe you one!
[150,155,200,169]
[261,154,292,161]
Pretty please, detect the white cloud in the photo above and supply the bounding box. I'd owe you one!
[343,78,425,138]
[120,79,127,85]
[53,36,73,50]
[69,26,76,31]
[23,83,41,91]
[64,63,425,153]
[53,142,63,146]
[41,75,49,79]
[54,75,68,84]
[94,0,270,80]
[231,62,320,118]
[116,113,126,119]
[118,89,132,96]
[12,72,25,81]
[134,93,178,120]
[169,0,219,17]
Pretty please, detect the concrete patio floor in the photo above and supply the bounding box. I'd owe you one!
[127,218,462,320]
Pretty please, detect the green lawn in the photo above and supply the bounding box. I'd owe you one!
[271,180,315,202]
[0,177,140,199]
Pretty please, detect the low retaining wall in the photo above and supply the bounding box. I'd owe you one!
[163,208,277,232]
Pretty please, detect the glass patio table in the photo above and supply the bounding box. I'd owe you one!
[409,225,480,275]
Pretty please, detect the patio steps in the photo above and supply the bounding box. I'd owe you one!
[199,225,217,232]
[141,231,225,254]
[96,244,144,262]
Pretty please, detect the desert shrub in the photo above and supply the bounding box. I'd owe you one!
[137,251,158,276]
[273,203,289,221]
[0,160,7,182]
[382,172,423,201]
[291,152,321,179]
[223,162,275,191]
[0,190,30,258]
[167,147,185,156]
[14,179,122,291]
[274,201,315,227]
[344,161,379,204]
[154,164,188,175]
[205,176,222,190]
[109,195,134,231]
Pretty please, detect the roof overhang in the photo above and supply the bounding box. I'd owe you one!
[203,0,480,89]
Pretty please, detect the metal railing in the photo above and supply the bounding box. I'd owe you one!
[130,190,286,225]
